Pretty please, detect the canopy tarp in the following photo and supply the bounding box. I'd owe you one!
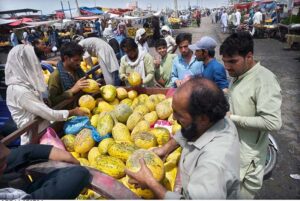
[9,18,33,26]
[80,7,104,15]
[0,18,18,25]
[110,13,156,20]
[74,16,100,20]
[24,19,61,26]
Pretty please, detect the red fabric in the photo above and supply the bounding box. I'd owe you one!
[9,18,32,26]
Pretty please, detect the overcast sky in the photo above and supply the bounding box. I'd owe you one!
[0,0,227,14]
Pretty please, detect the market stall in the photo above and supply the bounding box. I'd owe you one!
[2,87,182,199]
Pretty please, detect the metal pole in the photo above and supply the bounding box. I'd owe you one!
[174,0,178,17]
[68,1,73,19]
[74,0,81,16]
[60,0,66,19]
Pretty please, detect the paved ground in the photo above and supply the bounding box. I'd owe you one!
[172,17,300,199]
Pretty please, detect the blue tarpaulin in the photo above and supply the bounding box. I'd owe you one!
[80,7,104,15]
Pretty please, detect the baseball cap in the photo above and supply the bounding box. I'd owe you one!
[161,25,171,32]
[189,36,217,51]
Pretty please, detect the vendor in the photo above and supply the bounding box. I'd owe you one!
[5,45,88,145]
[119,37,154,87]
[74,36,120,86]
[125,77,240,199]
[48,42,90,106]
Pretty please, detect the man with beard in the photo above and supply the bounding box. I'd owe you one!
[48,42,89,106]
[189,36,228,93]
[119,37,154,87]
[135,28,149,54]
[125,77,240,199]
[220,32,282,199]
[170,33,203,88]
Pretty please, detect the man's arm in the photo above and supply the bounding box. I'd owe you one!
[230,82,282,131]
[143,54,155,85]
[170,60,179,87]
[213,65,229,91]
[5,145,79,173]
[119,57,128,81]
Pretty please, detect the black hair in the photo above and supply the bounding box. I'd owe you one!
[182,76,229,123]
[220,32,254,57]
[60,42,84,62]
[175,33,192,45]
[207,49,215,57]
[155,38,167,49]
[120,37,138,51]
[31,39,42,47]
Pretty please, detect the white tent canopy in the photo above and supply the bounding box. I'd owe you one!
[24,19,62,26]
[0,18,17,25]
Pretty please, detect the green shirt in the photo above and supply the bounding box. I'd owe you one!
[228,62,282,179]
[119,53,155,87]
[48,69,80,106]
[155,53,176,88]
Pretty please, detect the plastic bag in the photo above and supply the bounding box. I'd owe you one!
[64,116,108,143]
[153,120,172,133]
[64,116,90,135]
[87,124,112,143]
[40,127,66,150]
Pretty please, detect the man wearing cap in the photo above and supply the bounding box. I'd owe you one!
[189,36,229,93]
[161,25,177,53]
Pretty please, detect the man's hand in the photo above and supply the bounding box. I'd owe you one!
[149,147,168,161]
[70,78,90,94]
[175,80,182,87]
[69,107,89,117]
[125,159,168,199]
[125,159,156,189]
[49,147,80,165]
[157,78,166,86]
[154,59,161,68]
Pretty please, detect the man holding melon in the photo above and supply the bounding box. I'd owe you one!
[119,38,155,87]
[125,77,240,199]
[48,42,90,106]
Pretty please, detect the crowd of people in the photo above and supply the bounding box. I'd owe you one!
[1,9,283,199]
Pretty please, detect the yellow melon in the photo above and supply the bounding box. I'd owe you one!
[74,128,95,154]
[128,72,142,87]
[78,95,96,111]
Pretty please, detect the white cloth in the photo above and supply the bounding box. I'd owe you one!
[5,45,69,145]
[79,37,120,85]
[135,28,146,41]
[137,42,149,54]
[235,11,241,26]
[253,11,263,25]
[221,13,228,27]
[164,35,176,53]
[124,51,146,80]
[103,27,114,41]
[5,45,47,96]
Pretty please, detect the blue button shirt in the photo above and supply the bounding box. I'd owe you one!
[170,54,204,87]
[203,58,229,90]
